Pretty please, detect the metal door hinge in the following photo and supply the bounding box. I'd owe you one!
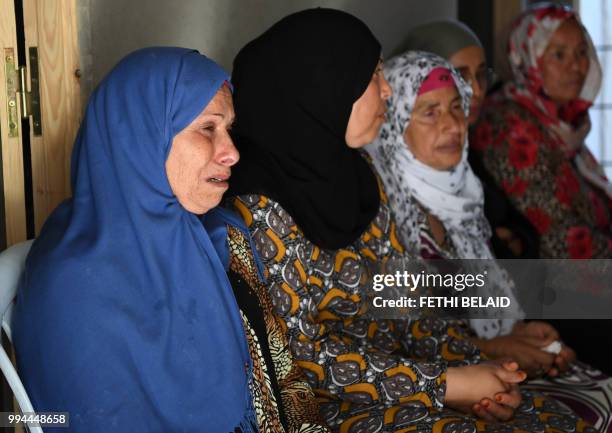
[4,47,42,137]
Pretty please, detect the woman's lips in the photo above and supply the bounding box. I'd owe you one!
[566,80,584,88]
[207,174,230,187]
[436,141,462,153]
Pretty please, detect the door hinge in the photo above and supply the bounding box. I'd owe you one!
[4,47,42,138]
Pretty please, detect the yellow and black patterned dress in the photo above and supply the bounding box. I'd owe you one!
[226,225,330,433]
[225,181,596,433]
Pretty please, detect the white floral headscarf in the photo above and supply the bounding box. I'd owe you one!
[366,51,524,338]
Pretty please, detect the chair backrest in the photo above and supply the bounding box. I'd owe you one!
[0,240,43,433]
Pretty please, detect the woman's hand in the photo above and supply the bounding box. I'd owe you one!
[445,361,526,417]
[511,320,558,340]
[474,334,557,378]
[495,226,523,256]
[471,361,523,422]
[511,321,576,375]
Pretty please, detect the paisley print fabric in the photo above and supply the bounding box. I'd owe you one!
[226,179,594,432]
[524,362,612,433]
[228,225,329,432]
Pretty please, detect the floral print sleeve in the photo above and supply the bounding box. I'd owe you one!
[472,100,612,259]
[229,192,483,415]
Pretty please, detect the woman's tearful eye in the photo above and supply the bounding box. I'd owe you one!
[200,124,216,135]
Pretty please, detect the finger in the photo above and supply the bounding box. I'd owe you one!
[554,355,569,371]
[496,367,527,383]
[472,403,497,422]
[518,335,557,348]
[502,360,520,371]
[495,390,521,409]
[548,367,559,377]
[526,321,560,340]
[527,347,557,370]
[480,398,514,421]
[560,345,577,364]
[535,322,560,340]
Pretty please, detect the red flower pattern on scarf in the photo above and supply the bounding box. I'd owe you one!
[508,133,538,169]
[502,177,529,196]
[589,191,609,228]
[555,163,580,206]
[567,226,593,258]
[471,122,492,151]
[526,207,552,234]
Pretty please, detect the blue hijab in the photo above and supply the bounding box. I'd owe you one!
[13,47,257,433]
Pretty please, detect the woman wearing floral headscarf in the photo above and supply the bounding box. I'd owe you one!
[365,51,526,341]
[389,19,580,381]
[368,48,609,433]
[472,4,611,259]
[398,19,540,260]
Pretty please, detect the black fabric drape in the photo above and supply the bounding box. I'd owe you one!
[228,8,381,249]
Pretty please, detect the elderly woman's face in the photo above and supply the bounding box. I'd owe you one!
[345,61,392,148]
[166,85,238,214]
[540,18,589,105]
[449,45,487,126]
[404,86,466,171]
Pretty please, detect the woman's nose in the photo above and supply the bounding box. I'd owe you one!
[441,110,463,134]
[380,73,392,100]
[217,136,240,166]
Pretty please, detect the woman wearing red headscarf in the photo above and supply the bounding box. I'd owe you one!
[472,4,611,259]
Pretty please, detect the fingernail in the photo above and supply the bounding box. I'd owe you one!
[496,395,503,402]
[482,400,489,407]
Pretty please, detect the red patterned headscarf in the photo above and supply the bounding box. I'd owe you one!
[505,3,611,198]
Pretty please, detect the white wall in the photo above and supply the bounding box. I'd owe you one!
[78,0,457,101]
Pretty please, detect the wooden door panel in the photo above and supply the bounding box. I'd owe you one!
[24,0,80,234]
[0,0,27,247]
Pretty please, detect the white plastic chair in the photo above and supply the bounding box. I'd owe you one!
[0,240,43,433]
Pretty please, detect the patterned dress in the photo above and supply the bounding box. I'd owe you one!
[406,195,612,433]
[471,97,612,259]
[225,183,595,433]
[470,4,611,260]
[227,225,330,432]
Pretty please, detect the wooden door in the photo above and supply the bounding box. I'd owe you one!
[0,0,81,249]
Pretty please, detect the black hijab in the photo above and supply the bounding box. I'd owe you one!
[228,8,381,250]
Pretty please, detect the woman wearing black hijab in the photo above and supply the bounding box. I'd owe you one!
[229,8,381,249]
[226,8,593,432]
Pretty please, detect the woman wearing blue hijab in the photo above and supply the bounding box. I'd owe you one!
[11,47,325,433]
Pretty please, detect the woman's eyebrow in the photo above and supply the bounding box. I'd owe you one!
[415,101,440,111]
[546,43,568,51]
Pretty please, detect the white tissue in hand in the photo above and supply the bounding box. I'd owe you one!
[542,341,562,354]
